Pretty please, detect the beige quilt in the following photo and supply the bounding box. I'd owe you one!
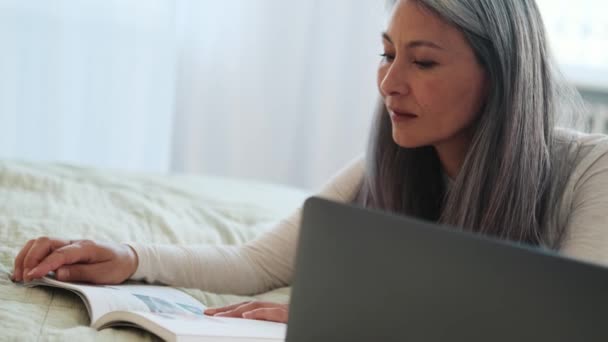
[0,160,308,341]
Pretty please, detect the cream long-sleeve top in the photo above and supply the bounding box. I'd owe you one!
[129,131,608,295]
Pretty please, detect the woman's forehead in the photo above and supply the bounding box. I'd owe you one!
[385,0,468,52]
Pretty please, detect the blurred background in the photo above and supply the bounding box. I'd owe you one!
[0,0,606,190]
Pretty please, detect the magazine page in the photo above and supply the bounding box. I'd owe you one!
[95,310,286,342]
[22,274,206,324]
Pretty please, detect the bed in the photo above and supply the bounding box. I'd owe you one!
[0,160,309,341]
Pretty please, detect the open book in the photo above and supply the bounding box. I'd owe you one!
[21,274,286,342]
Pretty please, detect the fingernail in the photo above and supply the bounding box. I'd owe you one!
[27,267,38,277]
[57,268,67,279]
[242,312,252,318]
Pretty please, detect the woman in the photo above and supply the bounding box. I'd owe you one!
[12,0,608,324]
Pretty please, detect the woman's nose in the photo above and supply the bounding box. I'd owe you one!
[380,62,410,97]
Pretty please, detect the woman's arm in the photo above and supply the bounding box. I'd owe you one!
[12,156,365,292]
[128,155,365,295]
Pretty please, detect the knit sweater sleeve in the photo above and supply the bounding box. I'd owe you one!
[128,156,365,295]
[560,142,608,266]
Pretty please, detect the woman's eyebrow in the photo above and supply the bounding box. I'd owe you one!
[381,32,444,50]
[407,40,444,50]
[381,32,394,44]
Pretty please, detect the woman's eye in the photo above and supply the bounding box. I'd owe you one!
[414,60,438,69]
[379,53,395,62]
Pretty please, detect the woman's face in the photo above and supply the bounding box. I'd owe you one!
[378,0,488,149]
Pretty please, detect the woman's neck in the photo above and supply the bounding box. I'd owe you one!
[433,129,473,180]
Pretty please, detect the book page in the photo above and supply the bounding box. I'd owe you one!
[22,275,206,324]
[96,310,286,341]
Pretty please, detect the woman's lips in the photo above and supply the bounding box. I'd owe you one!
[389,109,418,121]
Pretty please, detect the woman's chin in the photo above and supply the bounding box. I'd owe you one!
[392,134,428,149]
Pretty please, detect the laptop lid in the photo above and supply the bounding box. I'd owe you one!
[286,197,608,342]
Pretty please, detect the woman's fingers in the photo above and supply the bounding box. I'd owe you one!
[54,261,118,283]
[204,301,252,316]
[12,239,35,281]
[24,243,87,281]
[15,237,70,282]
[23,238,70,275]
[13,238,137,285]
[208,301,289,323]
[242,307,289,323]
[212,302,260,317]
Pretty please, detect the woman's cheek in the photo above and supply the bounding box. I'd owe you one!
[413,80,442,114]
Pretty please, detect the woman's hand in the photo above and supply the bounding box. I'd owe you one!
[204,301,289,323]
[12,237,138,284]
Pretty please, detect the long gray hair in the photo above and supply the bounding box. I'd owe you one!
[357,0,584,248]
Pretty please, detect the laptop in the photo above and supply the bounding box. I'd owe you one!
[286,197,608,342]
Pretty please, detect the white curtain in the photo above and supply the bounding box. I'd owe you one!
[0,0,385,189]
[171,1,386,189]
[0,0,176,172]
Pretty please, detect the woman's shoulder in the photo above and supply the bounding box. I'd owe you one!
[315,154,365,202]
[553,129,608,265]
[555,127,608,147]
[555,128,608,172]
[552,128,608,223]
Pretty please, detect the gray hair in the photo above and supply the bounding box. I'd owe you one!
[357,0,584,248]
